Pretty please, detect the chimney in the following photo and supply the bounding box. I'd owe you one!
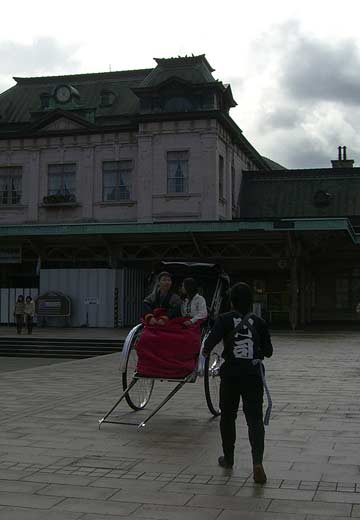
[331,146,354,168]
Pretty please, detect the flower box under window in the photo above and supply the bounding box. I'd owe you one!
[42,193,78,206]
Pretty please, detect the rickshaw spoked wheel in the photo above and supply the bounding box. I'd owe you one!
[204,342,222,416]
[122,328,154,411]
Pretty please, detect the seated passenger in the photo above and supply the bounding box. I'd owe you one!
[181,277,208,327]
[143,271,181,326]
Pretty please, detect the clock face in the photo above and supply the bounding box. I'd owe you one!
[55,85,71,103]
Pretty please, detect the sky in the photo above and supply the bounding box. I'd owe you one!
[1,0,360,169]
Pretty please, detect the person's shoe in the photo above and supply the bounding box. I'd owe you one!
[253,464,267,484]
[218,456,233,469]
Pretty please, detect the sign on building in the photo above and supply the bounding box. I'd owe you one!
[36,291,71,317]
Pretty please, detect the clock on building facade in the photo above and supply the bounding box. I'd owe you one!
[54,85,72,104]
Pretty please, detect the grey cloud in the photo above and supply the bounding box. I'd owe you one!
[246,22,360,168]
[224,76,244,91]
[263,128,358,169]
[284,138,333,169]
[283,38,360,105]
[262,106,303,130]
[0,37,80,75]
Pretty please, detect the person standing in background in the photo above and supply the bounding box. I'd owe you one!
[13,295,25,334]
[24,296,36,334]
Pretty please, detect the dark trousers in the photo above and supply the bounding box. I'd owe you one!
[219,375,265,465]
[25,314,33,334]
[15,314,24,334]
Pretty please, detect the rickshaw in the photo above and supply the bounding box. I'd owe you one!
[99,262,230,430]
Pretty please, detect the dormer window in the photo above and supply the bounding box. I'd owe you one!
[100,90,115,107]
[40,93,50,109]
[164,96,193,112]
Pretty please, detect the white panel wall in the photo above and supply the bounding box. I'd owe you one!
[39,268,146,327]
[0,288,39,324]
[39,269,116,327]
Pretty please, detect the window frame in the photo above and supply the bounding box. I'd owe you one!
[47,162,77,199]
[102,160,133,202]
[166,150,189,194]
[218,154,225,200]
[0,166,22,205]
[231,164,236,208]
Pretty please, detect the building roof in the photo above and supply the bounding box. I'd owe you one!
[261,156,287,170]
[239,168,360,218]
[139,55,216,87]
[0,69,151,125]
[0,55,273,171]
[0,218,355,239]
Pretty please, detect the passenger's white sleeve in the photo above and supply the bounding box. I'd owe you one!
[180,301,187,317]
[190,295,208,323]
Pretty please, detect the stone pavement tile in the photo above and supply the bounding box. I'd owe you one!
[0,439,34,447]
[267,498,352,516]
[110,489,193,506]
[236,486,315,501]
[318,481,337,491]
[0,469,37,480]
[80,516,156,520]
[307,517,354,520]
[71,457,138,470]
[322,470,360,481]
[0,491,63,509]
[330,455,360,465]
[314,490,360,503]
[299,481,319,490]
[187,494,270,511]
[265,469,324,481]
[181,464,251,477]
[343,505,360,518]
[293,462,360,477]
[0,454,62,466]
[90,476,165,491]
[337,484,356,492]
[280,479,300,489]
[37,483,117,499]
[0,480,47,493]
[131,462,186,474]
[217,511,306,520]
[131,504,221,519]
[0,508,82,519]
[162,481,240,496]
[52,497,140,516]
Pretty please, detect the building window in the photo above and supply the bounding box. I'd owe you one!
[219,155,224,200]
[167,151,189,193]
[103,160,132,201]
[336,270,360,310]
[231,165,236,207]
[100,90,115,107]
[48,163,76,197]
[0,167,22,205]
[40,93,50,109]
[336,278,349,310]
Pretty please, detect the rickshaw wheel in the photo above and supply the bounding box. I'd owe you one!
[204,342,222,416]
[122,328,154,411]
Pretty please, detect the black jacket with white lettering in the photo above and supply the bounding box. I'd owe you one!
[203,311,273,377]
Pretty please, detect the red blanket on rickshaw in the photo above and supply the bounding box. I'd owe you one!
[136,314,201,378]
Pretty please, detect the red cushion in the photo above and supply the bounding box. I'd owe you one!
[136,317,201,378]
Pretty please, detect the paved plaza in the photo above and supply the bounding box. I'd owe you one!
[0,331,360,519]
